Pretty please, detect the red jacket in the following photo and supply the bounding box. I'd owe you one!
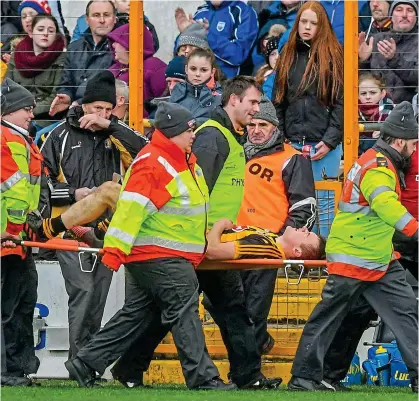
[402,150,418,220]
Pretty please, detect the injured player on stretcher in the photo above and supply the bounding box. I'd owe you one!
[7,181,326,262]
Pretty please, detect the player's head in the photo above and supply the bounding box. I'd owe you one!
[279,226,326,260]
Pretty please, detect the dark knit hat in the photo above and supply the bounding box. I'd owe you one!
[1,78,35,116]
[264,36,280,63]
[18,0,51,15]
[252,95,279,127]
[165,56,187,80]
[381,101,418,139]
[390,0,418,16]
[82,71,116,107]
[177,24,209,52]
[154,102,196,138]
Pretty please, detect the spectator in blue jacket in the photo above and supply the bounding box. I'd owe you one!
[169,48,222,127]
[176,1,259,78]
[320,1,344,44]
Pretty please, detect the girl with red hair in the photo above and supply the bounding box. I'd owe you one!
[273,1,344,236]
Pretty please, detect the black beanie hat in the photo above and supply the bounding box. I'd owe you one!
[381,101,418,139]
[165,56,187,80]
[82,71,116,107]
[1,78,35,116]
[264,36,280,63]
[154,102,196,138]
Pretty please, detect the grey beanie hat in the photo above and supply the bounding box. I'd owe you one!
[177,24,209,52]
[154,102,196,138]
[1,78,35,116]
[252,95,279,126]
[390,0,418,15]
[381,101,418,139]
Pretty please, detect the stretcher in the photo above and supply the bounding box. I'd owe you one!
[7,238,327,285]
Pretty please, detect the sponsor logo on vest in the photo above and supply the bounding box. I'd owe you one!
[231,178,244,186]
[249,163,274,182]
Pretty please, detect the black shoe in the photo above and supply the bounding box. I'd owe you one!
[411,376,418,393]
[288,376,335,391]
[241,377,283,390]
[195,377,237,390]
[1,375,33,387]
[65,358,98,388]
[323,378,351,392]
[261,333,275,355]
[110,364,144,388]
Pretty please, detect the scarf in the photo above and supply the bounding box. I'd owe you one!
[14,35,65,78]
[244,128,281,159]
[359,95,395,137]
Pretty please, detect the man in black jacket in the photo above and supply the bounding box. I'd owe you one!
[49,0,117,117]
[41,71,147,362]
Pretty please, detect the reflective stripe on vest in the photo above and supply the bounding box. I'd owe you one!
[134,236,205,253]
[105,152,209,258]
[120,191,158,214]
[338,201,377,217]
[1,170,26,192]
[2,126,42,212]
[328,253,388,272]
[339,151,399,213]
[7,208,28,217]
[395,211,414,231]
[195,119,245,226]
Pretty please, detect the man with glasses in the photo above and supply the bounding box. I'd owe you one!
[1,79,42,386]
[50,0,117,117]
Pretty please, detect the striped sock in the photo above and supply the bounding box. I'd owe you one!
[42,216,67,239]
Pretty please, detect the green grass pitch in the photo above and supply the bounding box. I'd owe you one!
[1,380,415,401]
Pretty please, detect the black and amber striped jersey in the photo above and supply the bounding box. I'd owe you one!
[220,226,285,260]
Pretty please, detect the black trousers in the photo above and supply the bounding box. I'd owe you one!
[77,258,219,389]
[113,269,263,387]
[57,251,113,359]
[1,254,39,376]
[240,269,278,352]
[322,256,418,382]
[291,261,418,382]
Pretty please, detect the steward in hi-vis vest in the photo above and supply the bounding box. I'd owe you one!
[0,78,41,386]
[65,103,234,391]
[289,101,419,393]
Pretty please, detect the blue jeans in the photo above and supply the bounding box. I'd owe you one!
[291,142,343,237]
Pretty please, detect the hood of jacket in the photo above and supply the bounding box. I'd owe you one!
[144,24,156,59]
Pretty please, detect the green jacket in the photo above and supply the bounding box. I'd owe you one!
[6,52,66,127]
[327,140,418,281]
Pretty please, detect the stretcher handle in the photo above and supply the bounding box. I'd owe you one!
[3,238,104,254]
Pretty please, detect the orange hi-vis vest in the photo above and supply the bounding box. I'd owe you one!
[1,123,43,258]
[326,148,418,281]
[237,143,300,233]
